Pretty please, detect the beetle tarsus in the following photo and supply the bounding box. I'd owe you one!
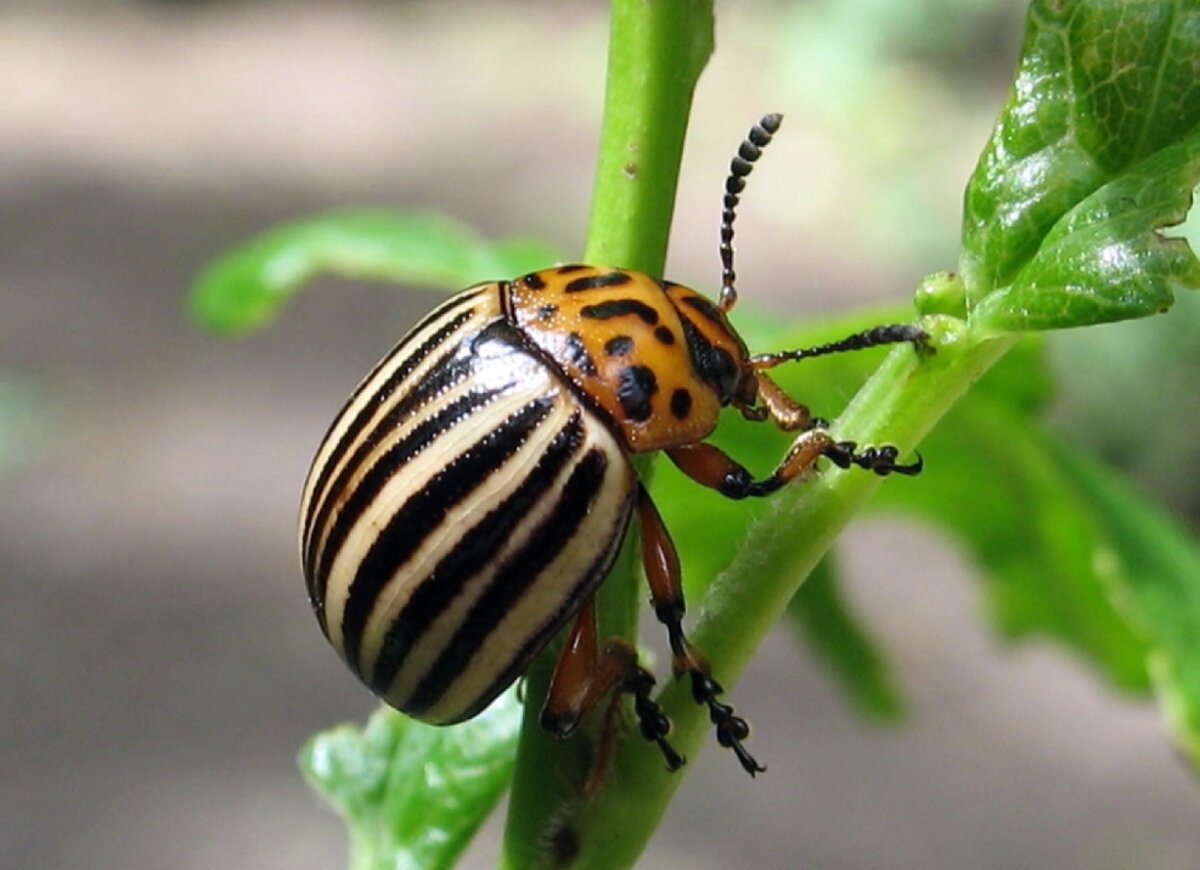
[691,672,766,776]
[625,669,686,771]
[823,441,923,476]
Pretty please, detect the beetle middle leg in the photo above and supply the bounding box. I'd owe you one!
[635,484,766,776]
[541,598,685,783]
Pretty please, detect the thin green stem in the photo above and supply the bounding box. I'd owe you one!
[583,1,714,271]
[499,3,713,869]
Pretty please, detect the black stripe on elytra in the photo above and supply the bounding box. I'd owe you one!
[616,364,658,422]
[304,345,476,589]
[679,294,724,325]
[308,377,506,624]
[406,447,611,716]
[340,396,557,677]
[556,264,589,274]
[564,271,632,294]
[468,491,630,722]
[565,332,598,376]
[303,303,478,549]
[579,298,660,325]
[369,409,586,695]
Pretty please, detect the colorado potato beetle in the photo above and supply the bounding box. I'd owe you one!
[300,113,927,776]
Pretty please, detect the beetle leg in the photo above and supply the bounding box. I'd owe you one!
[668,429,921,501]
[540,599,685,774]
[636,485,765,776]
[747,370,813,431]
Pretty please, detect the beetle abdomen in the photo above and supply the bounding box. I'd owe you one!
[300,284,637,724]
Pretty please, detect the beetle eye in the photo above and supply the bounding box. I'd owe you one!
[734,370,759,408]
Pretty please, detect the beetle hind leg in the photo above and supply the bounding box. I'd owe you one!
[637,484,766,776]
[541,599,685,782]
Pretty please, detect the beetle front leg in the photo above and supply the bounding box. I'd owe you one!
[668,428,921,501]
[746,370,813,431]
[635,485,765,776]
[540,598,685,779]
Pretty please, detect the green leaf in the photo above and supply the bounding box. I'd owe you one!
[786,552,905,721]
[973,134,1200,330]
[1052,445,1200,767]
[189,209,559,334]
[961,0,1200,330]
[299,691,521,870]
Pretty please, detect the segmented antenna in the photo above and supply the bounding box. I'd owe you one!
[719,113,783,312]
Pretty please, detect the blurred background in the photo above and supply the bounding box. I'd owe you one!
[3,1,1200,867]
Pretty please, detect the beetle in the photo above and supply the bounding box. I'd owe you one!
[299,113,928,777]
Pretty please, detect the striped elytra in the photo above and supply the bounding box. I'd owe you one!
[300,113,928,777]
[300,282,636,724]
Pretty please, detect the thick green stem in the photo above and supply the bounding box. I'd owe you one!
[565,318,1019,868]
[499,3,713,869]
[503,4,1022,868]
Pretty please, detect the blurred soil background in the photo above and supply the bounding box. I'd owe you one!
[2,1,1200,868]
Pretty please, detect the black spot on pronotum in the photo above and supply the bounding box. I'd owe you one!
[604,335,634,357]
[565,271,632,294]
[565,332,598,375]
[654,326,675,345]
[617,365,658,422]
[580,299,660,325]
[522,272,547,290]
[670,388,692,420]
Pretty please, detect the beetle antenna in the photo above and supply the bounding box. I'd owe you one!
[719,113,783,313]
[749,323,930,370]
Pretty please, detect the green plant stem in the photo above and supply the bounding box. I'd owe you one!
[582,1,714,272]
[499,3,713,869]
[566,320,1019,868]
